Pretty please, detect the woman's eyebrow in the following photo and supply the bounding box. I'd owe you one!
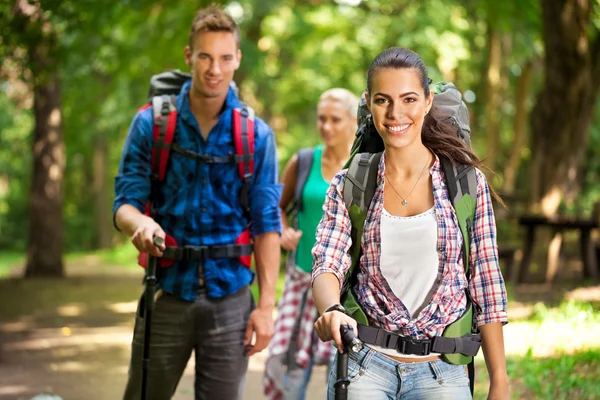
[373,91,420,98]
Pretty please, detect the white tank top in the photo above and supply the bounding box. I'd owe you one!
[369,206,440,359]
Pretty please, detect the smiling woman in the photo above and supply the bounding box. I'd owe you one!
[311,47,510,400]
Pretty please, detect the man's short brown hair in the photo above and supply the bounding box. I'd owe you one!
[189,5,240,49]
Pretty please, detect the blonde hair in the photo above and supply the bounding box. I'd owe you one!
[189,5,240,49]
[318,88,359,118]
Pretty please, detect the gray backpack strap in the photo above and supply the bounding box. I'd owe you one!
[294,148,315,212]
[343,152,382,212]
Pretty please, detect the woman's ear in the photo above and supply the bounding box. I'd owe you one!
[364,91,371,112]
[425,91,434,113]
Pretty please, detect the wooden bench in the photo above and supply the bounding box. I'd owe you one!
[516,202,600,284]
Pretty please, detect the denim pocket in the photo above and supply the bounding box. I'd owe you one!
[429,360,470,387]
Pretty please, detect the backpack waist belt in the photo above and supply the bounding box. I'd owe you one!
[162,244,253,261]
[357,324,481,357]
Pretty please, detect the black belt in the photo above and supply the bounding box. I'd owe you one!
[357,324,481,357]
[162,244,253,261]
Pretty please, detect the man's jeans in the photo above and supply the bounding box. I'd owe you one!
[123,285,253,400]
[327,346,472,400]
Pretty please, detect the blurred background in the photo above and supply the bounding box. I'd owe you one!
[0,0,599,399]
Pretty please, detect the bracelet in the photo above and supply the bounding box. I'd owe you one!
[324,303,347,315]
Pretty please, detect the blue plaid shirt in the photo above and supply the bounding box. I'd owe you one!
[114,81,282,300]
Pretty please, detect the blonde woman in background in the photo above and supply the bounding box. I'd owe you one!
[264,88,360,399]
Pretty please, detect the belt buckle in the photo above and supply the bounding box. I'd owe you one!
[397,337,431,356]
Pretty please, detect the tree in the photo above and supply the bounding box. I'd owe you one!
[9,1,66,277]
[529,0,600,214]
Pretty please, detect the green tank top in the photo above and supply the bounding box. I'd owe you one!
[296,145,330,273]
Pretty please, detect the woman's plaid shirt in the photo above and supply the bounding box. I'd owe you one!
[311,152,508,340]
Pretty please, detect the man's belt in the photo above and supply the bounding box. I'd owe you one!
[162,244,253,261]
[357,324,481,357]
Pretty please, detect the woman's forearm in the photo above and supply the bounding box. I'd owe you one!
[312,273,342,314]
[479,322,509,383]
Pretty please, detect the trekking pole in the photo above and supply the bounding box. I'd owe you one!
[141,236,163,400]
[334,325,363,400]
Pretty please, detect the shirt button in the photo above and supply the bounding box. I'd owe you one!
[202,207,206,212]
[203,180,207,185]
[198,278,205,287]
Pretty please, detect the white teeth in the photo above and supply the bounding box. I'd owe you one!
[388,124,409,132]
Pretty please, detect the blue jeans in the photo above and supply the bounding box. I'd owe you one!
[327,346,472,400]
[284,355,333,400]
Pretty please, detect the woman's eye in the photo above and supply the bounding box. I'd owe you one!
[405,97,416,103]
[374,98,387,104]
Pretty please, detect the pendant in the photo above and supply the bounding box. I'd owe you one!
[402,200,408,206]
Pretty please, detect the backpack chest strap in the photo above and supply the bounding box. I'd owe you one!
[171,144,254,164]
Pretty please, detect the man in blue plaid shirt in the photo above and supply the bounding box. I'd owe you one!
[113,6,282,400]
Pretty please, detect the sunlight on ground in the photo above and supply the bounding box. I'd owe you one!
[0,385,29,396]
[106,301,138,314]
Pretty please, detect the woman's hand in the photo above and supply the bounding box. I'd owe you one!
[487,376,510,400]
[314,310,357,353]
[280,227,303,251]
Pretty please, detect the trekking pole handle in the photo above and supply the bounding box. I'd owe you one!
[153,236,164,247]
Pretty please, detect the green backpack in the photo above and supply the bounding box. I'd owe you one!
[341,82,480,366]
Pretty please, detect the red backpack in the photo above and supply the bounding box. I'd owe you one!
[137,70,254,269]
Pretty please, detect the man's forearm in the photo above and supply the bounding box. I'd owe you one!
[253,231,281,310]
[115,204,147,237]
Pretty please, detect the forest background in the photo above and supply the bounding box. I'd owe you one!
[1,1,600,399]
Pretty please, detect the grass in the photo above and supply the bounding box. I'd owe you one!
[0,251,24,278]
[473,348,600,400]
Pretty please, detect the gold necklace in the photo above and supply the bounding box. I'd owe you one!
[385,157,431,206]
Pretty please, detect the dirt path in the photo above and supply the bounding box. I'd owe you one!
[0,267,326,400]
[1,261,599,400]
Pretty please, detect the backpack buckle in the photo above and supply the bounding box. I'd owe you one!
[397,337,431,356]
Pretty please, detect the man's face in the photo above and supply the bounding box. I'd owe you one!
[185,30,241,99]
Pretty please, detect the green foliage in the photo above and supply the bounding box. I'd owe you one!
[1,0,600,252]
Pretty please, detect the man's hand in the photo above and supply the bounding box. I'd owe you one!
[243,307,274,356]
[131,216,166,257]
[280,227,302,251]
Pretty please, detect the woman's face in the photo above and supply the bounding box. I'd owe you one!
[365,68,433,150]
[317,99,356,148]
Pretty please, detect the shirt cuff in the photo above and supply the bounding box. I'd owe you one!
[476,310,508,327]
[250,184,283,237]
[311,265,345,290]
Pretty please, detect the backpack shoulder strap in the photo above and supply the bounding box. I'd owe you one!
[150,94,177,181]
[294,147,315,213]
[343,152,382,213]
[232,104,255,213]
[439,156,477,277]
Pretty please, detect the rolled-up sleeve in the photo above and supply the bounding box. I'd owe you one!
[249,120,283,237]
[112,110,153,228]
[311,171,353,289]
[470,169,508,326]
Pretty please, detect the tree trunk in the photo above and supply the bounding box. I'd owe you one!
[93,137,112,249]
[529,0,600,215]
[15,1,66,277]
[502,61,534,195]
[484,25,503,172]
